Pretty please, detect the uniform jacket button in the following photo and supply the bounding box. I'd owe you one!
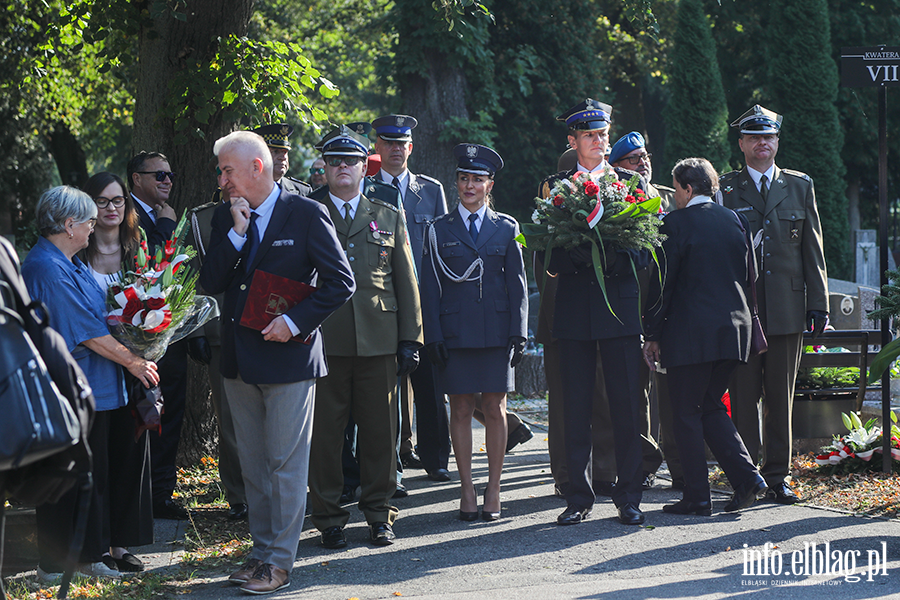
[240,284,246,291]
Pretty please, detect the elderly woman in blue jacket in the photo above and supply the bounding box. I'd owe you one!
[421,144,528,522]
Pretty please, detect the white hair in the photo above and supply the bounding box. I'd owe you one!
[213,131,274,174]
[36,186,97,236]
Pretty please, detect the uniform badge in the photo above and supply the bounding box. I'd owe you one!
[367,185,376,194]
[466,145,478,158]
[355,124,366,134]
[409,181,421,193]
[395,116,405,127]
[724,186,733,194]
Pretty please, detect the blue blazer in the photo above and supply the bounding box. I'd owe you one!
[420,208,527,350]
[401,173,447,271]
[199,188,355,384]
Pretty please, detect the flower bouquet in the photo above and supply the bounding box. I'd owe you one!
[815,411,900,474]
[106,213,218,436]
[520,169,665,316]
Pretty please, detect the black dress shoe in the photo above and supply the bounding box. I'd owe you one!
[617,503,645,525]
[369,522,395,546]
[724,474,768,512]
[594,480,615,497]
[662,499,712,516]
[767,482,800,505]
[227,503,248,521]
[506,422,534,453]
[400,451,424,469]
[321,526,347,549]
[153,499,189,520]
[339,485,357,504]
[458,510,479,521]
[557,505,591,525]
[427,468,451,482]
[392,483,408,499]
[671,478,686,490]
[642,472,656,490]
[113,553,144,573]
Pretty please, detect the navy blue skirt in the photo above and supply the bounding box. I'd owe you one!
[435,347,514,395]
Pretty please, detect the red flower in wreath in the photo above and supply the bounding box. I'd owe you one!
[552,194,564,207]
[583,181,600,196]
[624,195,637,204]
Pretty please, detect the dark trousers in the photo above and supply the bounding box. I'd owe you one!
[558,336,644,509]
[107,405,153,547]
[408,355,451,472]
[667,360,759,503]
[150,339,188,504]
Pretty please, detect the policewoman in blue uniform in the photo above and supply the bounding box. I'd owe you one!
[421,144,528,521]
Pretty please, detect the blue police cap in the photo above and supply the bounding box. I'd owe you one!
[252,124,293,150]
[609,131,646,165]
[454,144,503,177]
[372,115,418,142]
[557,99,613,131]
[316,125,369,157]
[731,105,782,135]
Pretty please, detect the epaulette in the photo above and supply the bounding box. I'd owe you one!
[285,175,310,186]
[430,212,451,224]
[496,212,517,224]
[413,173,443,187]
[189,200,219,214]
[719,170,740,180]
[370,197,400,212]
[782,168,811,182]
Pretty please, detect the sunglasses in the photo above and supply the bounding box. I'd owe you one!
[326,156,363,167]
[95,196,126,209]
[137,170,176,182]
[309,167,326,175]
[619,153,651,166]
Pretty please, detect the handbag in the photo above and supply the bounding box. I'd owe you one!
[0,286,80,471]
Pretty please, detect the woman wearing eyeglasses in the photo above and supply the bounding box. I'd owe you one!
[22,185,159,582]
[420,144,528,522]
[78,172,155,575]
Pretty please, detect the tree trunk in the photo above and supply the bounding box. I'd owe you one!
[847,178,860,238]
[133,0,254,216]
[134,0,253,464]
[400,51,470,206]
[46,122,88,188]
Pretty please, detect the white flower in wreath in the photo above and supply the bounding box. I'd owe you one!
[531,209,542,225]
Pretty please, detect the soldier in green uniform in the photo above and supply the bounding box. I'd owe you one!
[307,126,423,549]
[252,123,312,197]
[718,105,829,504]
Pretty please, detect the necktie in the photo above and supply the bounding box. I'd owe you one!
[245,212,260,271]
[343,202,353,227]
[149,208,157,223]
[468,213,478,243]
[392,176,400,189]
[759,174,769,203]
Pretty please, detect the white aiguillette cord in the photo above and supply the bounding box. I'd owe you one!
[426,223,484,299]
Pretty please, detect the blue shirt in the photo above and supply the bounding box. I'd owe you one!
[22,237,127,411]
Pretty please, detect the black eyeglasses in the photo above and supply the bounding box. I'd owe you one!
[95,196,126,209]
[309,167,326,175]
[137,171,176,182]
[326,156,363,167]
[619,153,651,166]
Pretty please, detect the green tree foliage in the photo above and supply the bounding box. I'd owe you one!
[766,0,849,278]
[661,0,729,176]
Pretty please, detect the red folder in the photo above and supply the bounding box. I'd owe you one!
[239,270,317,343]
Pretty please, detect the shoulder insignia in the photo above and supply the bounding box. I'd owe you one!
[782,168,811,182]
[370,197,400,212]
[414,173,442,186]
[189,201,218,214]
[496,212,516,223]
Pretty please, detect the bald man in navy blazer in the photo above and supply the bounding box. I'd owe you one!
[200,131,354,595]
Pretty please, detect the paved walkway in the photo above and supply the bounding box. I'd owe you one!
[138,421,900,599]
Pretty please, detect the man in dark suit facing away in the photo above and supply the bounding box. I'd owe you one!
[200,130,354,595]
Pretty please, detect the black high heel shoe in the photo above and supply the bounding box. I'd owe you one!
[459,510,479,521]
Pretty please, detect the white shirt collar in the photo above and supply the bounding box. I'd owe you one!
[457,202,487,227]
[250,183,280,238]
[576,161,611,174]
[685,195,714,208]
[329,192,361,219]
[747,164,776,191]
[131,194,156,223]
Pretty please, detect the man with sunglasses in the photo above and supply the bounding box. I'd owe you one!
[126,150,190,521]
[127,151,178,253]
[371,114,452,485]
[309,157,327,190]
[252,123,312,198]
[307,125,422,549]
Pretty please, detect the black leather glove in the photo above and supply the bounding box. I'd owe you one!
[508,336,526,368]
[569,244,593,268]
[187,336,212,365]
[426,341,449,370]
[806,310,829,339]
[396,341,420,377]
